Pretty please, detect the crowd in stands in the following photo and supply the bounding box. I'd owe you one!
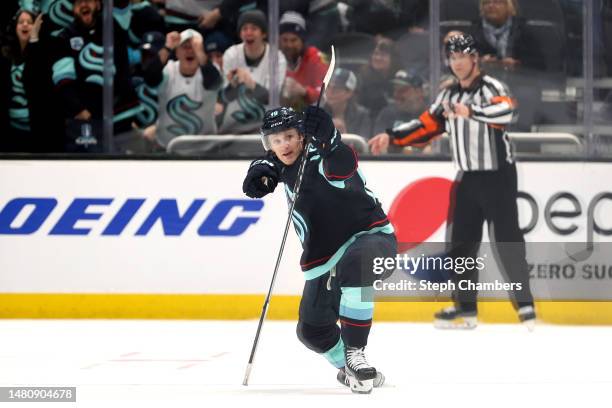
[0,0,610,154]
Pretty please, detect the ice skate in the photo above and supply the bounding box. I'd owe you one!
[434,306,477,329]
[337,367,385,388]
[518,305,536,331]
[344,346,377,394]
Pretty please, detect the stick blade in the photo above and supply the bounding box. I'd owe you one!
[322,45,336,89]
[242,363,253,386]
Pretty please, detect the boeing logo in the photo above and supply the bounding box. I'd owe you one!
[0,198,263,236]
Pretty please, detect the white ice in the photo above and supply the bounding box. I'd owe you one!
[1,320,611,408]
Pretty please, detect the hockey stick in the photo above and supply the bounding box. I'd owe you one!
[242,46,336,386]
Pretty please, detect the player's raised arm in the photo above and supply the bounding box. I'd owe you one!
[303,106,357,181]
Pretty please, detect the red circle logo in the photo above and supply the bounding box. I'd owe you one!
[388,177,454,251]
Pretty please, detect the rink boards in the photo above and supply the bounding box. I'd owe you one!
[0,159,611,323]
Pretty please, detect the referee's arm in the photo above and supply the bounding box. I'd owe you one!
[470,96,516,125]
[388,109,446,147]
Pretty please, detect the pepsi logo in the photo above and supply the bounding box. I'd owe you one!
[388,177,454,251]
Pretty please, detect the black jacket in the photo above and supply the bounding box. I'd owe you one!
[0,38,65,152]
[53,16,141,131]
[469,17,545,71]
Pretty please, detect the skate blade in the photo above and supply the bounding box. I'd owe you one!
[348,378,373,394]
[338,371,385,388]
[434,317,477,330]
[522,318,536,332]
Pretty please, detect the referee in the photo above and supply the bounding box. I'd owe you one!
[369,34,536,330]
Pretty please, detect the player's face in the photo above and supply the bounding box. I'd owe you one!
[74,0,100,27]
[15,12,33,44]
[449,52,477,81]
[240,23,265,47]
[279,32,303,62]
[269,129,304,165]
[176,39,198,76]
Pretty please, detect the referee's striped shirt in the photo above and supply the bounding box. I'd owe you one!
[389,74,516,172]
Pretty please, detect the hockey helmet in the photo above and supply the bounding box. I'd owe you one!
[445,33,478,57]
[260,106,304,150]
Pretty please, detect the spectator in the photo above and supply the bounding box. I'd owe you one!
[323,68,371,138]
[356,36,400,121]
[142,29,222,149]
[164,0,222,31]
[53,0,142,152]
[0,9,63,152]
[279,11,328,111]
[218,9,286,133]
[113,0,166,70]
[204,30,232,71]
[345,0,399,38]
[304,0,342,49]
[39,0,75,38]
[132,31,165,131]
[372,70,427,141]
[0,3,20,41]
[345,0,427,39]
[198,0,310,43]
[470,0,528,71]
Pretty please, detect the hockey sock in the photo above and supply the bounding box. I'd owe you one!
[321,337,346,368]
[339,286,374,347]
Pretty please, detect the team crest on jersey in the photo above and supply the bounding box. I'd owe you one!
[167,94,204,136]
[70,37,84,51]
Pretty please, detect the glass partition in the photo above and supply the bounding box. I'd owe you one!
[0,0,608,160]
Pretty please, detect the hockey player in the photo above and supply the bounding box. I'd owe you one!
[242,106,397,393]
[369,34,536,330]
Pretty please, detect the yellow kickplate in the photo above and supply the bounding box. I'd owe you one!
[0,294,611,324]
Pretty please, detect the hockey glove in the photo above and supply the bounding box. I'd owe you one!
[243,158,280,198]
[303,106,339,156]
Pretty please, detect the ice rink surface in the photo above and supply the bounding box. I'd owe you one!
[2,319,611,407]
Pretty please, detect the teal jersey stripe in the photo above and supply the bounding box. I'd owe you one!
[322,337,345,369]
[113,104,145,123]
[340,287,375,307]
[11,95,28,107]
[318,159,346,188]
[9,108,29,119]
[85,74,104,86]
[10,120,31,132]
[79,43,105,73]
[292,214,305,243]
[303,224,395,280]
[339,304,373,320]
[339,287,374,320]
[52,57,76,85]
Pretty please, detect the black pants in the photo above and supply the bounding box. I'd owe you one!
[296,232,397,364]
[449,164,534,312]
